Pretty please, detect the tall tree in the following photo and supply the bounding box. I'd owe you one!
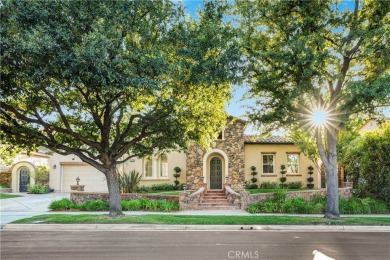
[1,0,240,216]
[236,0,390,218]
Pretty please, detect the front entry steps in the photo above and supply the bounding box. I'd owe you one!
[197,190,239,210]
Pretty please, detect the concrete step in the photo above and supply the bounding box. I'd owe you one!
[203,195,226,199]
[202,198,229,202]
[197,206,240,210]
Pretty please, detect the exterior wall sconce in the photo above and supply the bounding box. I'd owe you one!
[76,176,80,185]
[53,164,56,169]
[183,184,187,191]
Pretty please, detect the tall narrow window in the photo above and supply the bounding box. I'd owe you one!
[287,154,299,174]
[262,154,274,174]
[160,154,168,178]
[144,157,153,177]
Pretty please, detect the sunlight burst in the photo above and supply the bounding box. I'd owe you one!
[311,109,329,126]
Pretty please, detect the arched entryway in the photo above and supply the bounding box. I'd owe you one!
[210,157,223,189]
[11,162,36,192]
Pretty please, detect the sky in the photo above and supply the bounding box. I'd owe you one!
[181,0,390,134]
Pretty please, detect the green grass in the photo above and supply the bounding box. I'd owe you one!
[0,193,22,199]
[0,184,10,189]
[137,190,193,196]
[11,214,390,226]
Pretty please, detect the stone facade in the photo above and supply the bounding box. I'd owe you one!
[186,118,246,190]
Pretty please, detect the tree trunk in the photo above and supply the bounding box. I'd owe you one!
[324,129,340,219]
[105,167,124,217]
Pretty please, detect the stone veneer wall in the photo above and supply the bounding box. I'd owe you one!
[71,192,179,204]
[186,118,246,190]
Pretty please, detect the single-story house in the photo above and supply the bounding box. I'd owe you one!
[7,117,321,193]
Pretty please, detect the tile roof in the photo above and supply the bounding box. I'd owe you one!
[244,135,294,144]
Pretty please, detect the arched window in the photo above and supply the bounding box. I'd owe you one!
[160,154,168,177]
[144,157,153,177]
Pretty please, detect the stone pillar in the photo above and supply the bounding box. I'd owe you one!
[179,191,189,210]
[239,190,250,210]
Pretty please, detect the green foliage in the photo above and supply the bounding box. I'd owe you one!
[34,165,50,185]
[0,183,10,188]
[259,181,279,189]
[173,167,181,173]
[118,170,143,193]
[173,173,180,178]
[49,198,76,211]
[307,177,314,183]
[247,184,258,189]
[286,181,303,189]
[246,194,389,214]
[173,166,181,186]
[251,177,258,183]
[28,184,50,194]
[136,183,184,192]
[307,184,315,189]
[0,0,240,215]
[85,200,109,211]
[279,177,287,184]
[49,198,179,212]
[250,166,258,184]
[340,123,390,205]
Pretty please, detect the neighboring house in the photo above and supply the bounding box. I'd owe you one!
[49,117,320,193]
[6,117,320,193]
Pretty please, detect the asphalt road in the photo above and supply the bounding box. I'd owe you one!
[1,230,389,260]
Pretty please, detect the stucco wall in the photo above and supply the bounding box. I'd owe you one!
[244,144,320,188]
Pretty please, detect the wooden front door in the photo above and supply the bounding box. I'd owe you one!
[19,168,29,192]
[210,157,222,189]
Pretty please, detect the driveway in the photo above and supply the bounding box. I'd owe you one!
[0,192,70,225]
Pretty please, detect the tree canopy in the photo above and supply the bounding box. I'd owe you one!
[236,0,390,218]
[0,0,240,216]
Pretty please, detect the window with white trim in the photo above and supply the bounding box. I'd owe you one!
[144,157,153,178]
[287,154,299,174]
[262,154,274,174]
[160,154,168,178]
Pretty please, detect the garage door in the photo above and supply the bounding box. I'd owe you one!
[62,165,108,192]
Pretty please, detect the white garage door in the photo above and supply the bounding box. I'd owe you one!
[62,165,108,192]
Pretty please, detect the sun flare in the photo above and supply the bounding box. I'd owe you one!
[311,109,329,126]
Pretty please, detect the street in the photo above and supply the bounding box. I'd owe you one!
[1,230,389,260]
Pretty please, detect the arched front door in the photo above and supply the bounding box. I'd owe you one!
[19,168,29,192]
[210,157,222,189]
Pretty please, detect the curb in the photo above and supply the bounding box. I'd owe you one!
[2,224,390,232]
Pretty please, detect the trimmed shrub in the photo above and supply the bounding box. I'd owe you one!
[307,184,315,189]
[247,184,258,189]
[49,198,75,211]
[287,181,303,189]
[259,181,279,189]
[28,184,50,194]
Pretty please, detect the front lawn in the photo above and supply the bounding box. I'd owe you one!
[0,194,22,199]
[11,214,390,226]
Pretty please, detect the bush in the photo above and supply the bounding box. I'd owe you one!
[307,184,315,189]
[28,184,50,194]
[118,170,142,193]
[307,177,314,183]
[247,184,258,189]
[259,181,279,189]
[251,178,258,183]
[287,181,303,189]
[85,200,109,211]
[34,165,50,185]
[121,200,142,211]
[49,198,76,211]
[279,177,287,183]
[0,183,10,188]
[246,193,389,214]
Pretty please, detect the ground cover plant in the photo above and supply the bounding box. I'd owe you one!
[246,191,389,214]
[28,184,50,194]
[49,198,179,212]
[12,214,390,226]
